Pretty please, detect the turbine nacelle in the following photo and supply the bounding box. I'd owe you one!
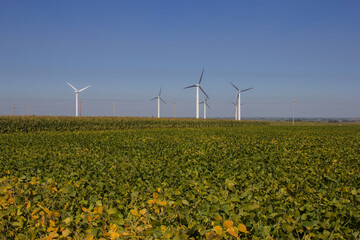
[67,82,90,117]
[184,68,208,119]
[151,88,166,118]
[230,82,252,93]
[67,82,91,93]
[230,82,253,121]
[151,87,166,104]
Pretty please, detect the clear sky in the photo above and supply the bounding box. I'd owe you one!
[1,0,359,118]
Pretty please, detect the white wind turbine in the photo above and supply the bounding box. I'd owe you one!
[200,96,210,119]
[184,68,209,119]
[230,82,252,121]
[151,88,166,118]
[231,101,238,120]
[232,101,244,120]
[67,82,91,117]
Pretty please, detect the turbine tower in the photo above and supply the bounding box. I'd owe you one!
[67,82,90,117]
[200,97,210,119]
[184,68,209,119]
[230,82,252,121]
[232,101,244,120]
[231,101,238,120]
[151,88,166,118]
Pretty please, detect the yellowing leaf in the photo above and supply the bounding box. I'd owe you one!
[130,209,138,216]
[238,223,248,233]
[226,227,238,238]
[214,213,222,221]
[45,231,59,240]
[110,232,121,240]
[49,220,56,227]
[109,223,118,232]
[26,202,31,210]
[213,225,223,235]
[139,208,147,215]
[64,217,71,225]
[62,228,71,237]
[82,207,87,212]
[94,206,103,214]
[223,220,234,228]
[160,225,167,234]
[153,192,159,199]
[47,226,59,232]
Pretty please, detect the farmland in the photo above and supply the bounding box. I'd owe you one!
[0,117,359,239]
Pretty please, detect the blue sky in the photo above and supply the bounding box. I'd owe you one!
[1,0,359,118]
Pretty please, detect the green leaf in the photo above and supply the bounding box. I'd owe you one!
[17,234,27,240]
[243,203,259,211]
[107,208,117,216]
[182,200,189,205]
[281,223,294,233]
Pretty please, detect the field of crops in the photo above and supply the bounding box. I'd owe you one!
[0,117,359,239]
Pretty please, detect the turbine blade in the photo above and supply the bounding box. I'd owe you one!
[67,82,77,91]
[184,85,197,89]
[151,97,158,101]
[159,88,162,96]
[78,85,91,92]
[241,87,253,92]
[231,101,236,106]
[160,97,167,104]
[198,68,205,84]
[206,103,211,109]
[230,82,239,91]
[199,86,209,98]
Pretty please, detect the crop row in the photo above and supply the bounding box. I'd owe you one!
[0,116,268,133]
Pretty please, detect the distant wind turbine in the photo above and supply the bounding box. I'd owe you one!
[232,101,244,120]
[67,82,90,117]
[184,68,209,119]
[231,101,238,120]
[230,82,252,121]
[151,88,166,118]
[200,97,210,119]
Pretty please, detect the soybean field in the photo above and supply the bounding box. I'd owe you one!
[0,117,359,239]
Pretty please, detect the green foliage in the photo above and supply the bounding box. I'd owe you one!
[0,116,268,133]
[0,117,359,239]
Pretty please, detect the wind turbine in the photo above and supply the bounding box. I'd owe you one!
[231,101,238,120]
[151,88,166,118]
[184,68,209,119]
[230,82,252,121]
[200,97,210,119]
[232,101,244,120]
[67,82,90,117]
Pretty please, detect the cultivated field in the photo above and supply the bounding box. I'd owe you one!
[0,117,359,239]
